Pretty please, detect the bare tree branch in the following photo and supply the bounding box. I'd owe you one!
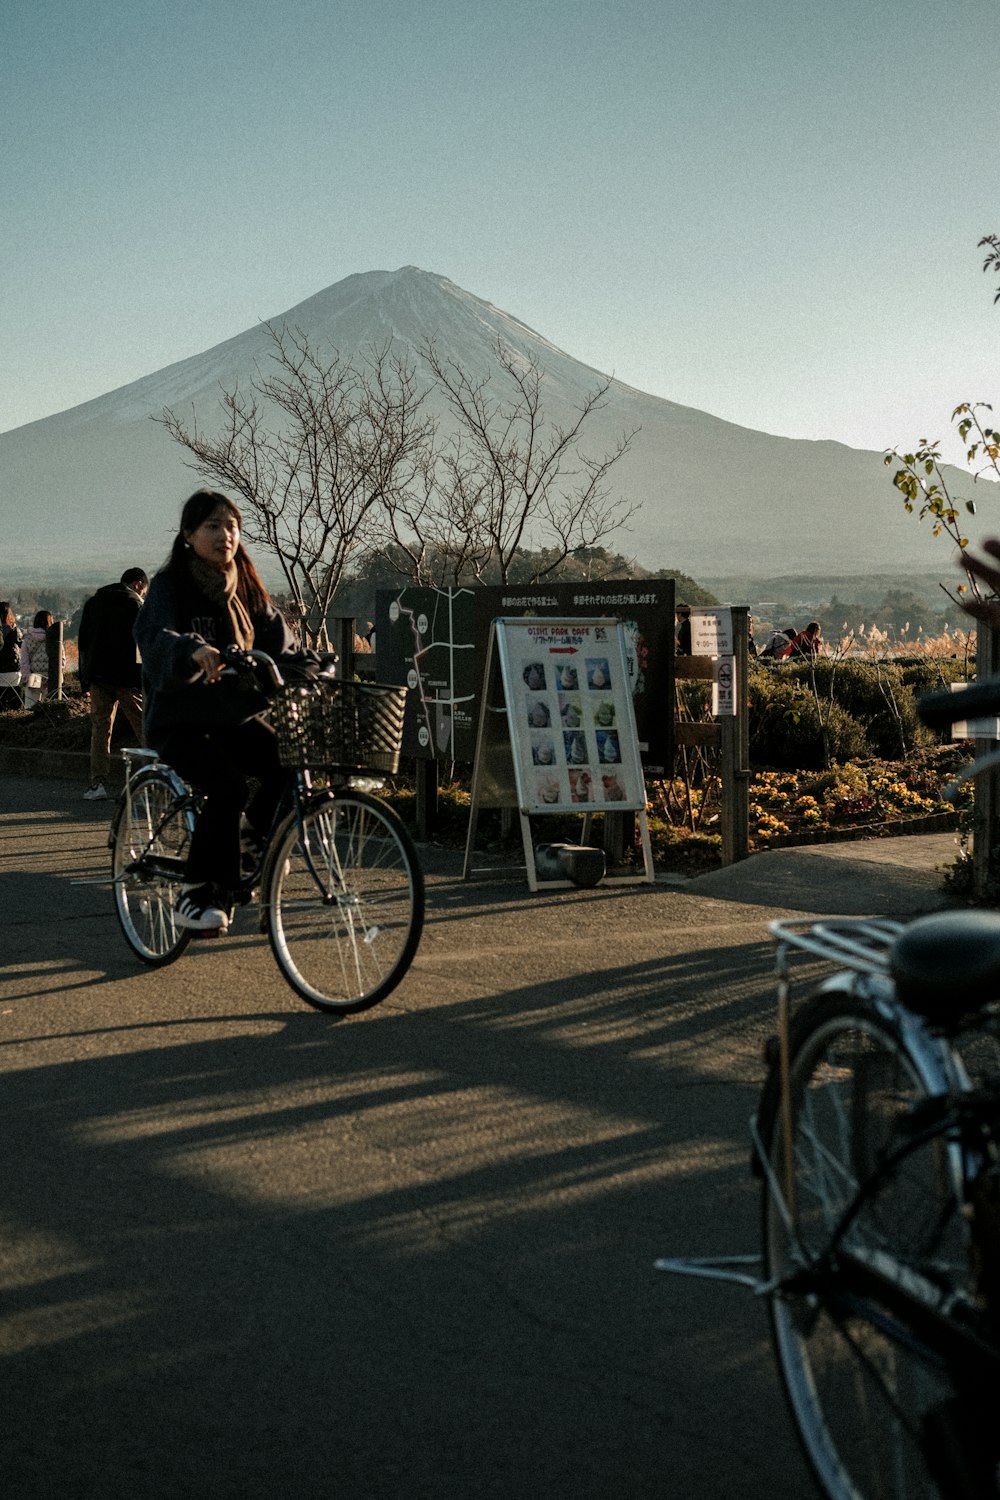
[157,324,434,645]
[417,337,640,583]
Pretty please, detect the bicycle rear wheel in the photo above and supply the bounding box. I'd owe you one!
[111,767,194,966]
[760,993,971,1500]
[265,789,424,1014]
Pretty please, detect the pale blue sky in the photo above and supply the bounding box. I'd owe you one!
[2,0,996,464]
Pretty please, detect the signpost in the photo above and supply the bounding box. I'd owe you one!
[463,618,655,890]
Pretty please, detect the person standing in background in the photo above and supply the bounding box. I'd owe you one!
[78,567,149,801]
[0,603,23,709]
[675,604,692,655]
[19,610,59,707]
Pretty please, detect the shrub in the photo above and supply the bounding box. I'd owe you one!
[899,659,969,693]
[782,659,934,760]
[748,668,870,769]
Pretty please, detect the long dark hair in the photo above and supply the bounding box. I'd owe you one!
[165,490,270,615]
[0,602,15,630]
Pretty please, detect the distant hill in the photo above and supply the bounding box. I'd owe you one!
[704,569,961,611]
[1,265,991,584]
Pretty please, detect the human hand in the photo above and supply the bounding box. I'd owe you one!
[192,643,225,682]
[961,539,1000,631]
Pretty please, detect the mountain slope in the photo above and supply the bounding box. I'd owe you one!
[0,266,982,581]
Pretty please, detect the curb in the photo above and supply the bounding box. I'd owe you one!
[0,747,92,781]
[762,809,961,850]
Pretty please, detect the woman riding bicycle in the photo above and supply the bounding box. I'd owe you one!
[135,489,314,934]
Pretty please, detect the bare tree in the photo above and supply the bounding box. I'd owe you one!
[379,338,640,586]
[159,325,641,629]
[158,324,434,645]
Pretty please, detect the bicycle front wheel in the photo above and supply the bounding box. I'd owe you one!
[265,790,424,1014]
[111,768,193,966]
[761,993,970,1500]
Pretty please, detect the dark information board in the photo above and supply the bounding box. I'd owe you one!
[375,577,675,769]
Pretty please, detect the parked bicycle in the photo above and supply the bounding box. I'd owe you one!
[656,680,1000,1500]
[109,648,424,1015]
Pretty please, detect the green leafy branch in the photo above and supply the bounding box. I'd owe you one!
[884,233,1000,605]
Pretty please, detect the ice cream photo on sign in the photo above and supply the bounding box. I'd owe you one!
[559,694,582,728]
[596,729,621,764]
[569,768,593,803]
[586,658,611,690]
[532,733,556,765]
[563,730,587,765]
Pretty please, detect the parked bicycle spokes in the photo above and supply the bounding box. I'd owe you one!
[657,912,1000,1500]
[109,648,424,1015]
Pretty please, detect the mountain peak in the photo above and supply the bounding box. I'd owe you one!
[0,264,970,578]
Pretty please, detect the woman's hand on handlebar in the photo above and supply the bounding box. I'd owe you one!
[219,644,285,692]
[962,539,1000,629]
[192,643,226,683]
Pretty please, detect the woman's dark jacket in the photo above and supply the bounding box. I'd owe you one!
[78,582,145,691]
[134,568,298,751]
[0,624,22,674]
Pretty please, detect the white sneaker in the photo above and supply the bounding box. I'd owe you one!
[174,885,230,933]
[83,782,108,801]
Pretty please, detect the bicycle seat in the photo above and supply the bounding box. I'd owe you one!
[890,909,1000,1026]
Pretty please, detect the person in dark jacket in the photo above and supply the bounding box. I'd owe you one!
[0,602,24,709]
[675,603,692,655]
[78,568,149,799]
[134,489,312,934]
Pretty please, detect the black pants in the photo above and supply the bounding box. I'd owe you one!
[157,718,285,890]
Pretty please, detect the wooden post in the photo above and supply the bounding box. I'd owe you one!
[415,758,439,840]
[601,811,630,865]
[973,620,1000,899]
[674,610,750,868]
[328,617,355,679]
[47,620,64,701]
[720,605,750,866]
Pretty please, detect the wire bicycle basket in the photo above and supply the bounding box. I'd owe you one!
[271,678,408,774]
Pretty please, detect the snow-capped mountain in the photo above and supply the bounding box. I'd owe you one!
[0,266,977,581]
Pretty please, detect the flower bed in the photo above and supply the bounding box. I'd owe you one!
[0,701,967,879]
[647,745,968,872]
[746,752,964,848]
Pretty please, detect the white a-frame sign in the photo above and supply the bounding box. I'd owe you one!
[463,617,655,890]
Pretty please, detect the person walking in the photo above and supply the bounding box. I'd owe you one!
[78,567,149,800]
[0,603,24,709]
[135,489,315,933]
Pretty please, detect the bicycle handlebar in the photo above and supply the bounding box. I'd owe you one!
[220,644,338,692]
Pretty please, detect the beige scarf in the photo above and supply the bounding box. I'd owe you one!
[189,555,255,650]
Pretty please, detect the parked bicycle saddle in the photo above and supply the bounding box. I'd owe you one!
[891,908,1000,1026]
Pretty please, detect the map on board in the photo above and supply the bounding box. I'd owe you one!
[376,576,676,766]
[376,585,479,760]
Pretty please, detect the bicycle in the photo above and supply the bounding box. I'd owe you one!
[656,680,1000,1500]
[108,648,425,1015]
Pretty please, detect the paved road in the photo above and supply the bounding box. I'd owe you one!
[0,776,958,1499]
